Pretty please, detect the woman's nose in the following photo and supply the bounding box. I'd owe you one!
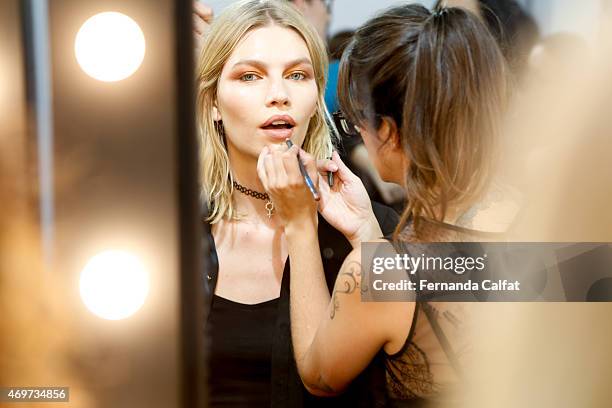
[265,78,290,107]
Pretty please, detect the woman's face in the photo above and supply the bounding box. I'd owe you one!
[216,25,319,160]
[358,119,407,186]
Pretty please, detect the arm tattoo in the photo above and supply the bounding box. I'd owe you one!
[330,260,361,319]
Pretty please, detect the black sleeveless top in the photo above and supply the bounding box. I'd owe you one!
[208,295,280,407]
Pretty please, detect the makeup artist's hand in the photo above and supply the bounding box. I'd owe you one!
[257,145,319,228]
[193,2,213,59]
[316,151,382,248]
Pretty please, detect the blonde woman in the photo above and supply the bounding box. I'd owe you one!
[196,1,398,406]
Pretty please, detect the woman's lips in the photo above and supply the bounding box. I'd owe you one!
[260,115,296,140]
[260,126,295,140]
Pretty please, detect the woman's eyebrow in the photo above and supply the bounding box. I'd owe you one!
[232,58,313,70]
[232,59,267,70]
[284,58,313,68]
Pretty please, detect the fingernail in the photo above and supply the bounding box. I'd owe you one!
[329,164,338,171]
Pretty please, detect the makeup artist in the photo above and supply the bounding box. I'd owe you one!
[258,4,510,406]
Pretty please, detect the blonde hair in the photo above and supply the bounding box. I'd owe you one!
[196,0,332,223]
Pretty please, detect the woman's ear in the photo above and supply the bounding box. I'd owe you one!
[377,116,400,149]
[212,104,222,121]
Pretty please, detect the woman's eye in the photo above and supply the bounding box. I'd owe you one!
[240,73,259,82]
[288,72,306,81]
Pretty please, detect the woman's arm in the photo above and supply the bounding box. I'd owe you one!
[284,216,332,393]
[257,145,412,395]
[285,237,415,396]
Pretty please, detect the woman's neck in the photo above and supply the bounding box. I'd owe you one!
[228,149,280,225]
[229,147,265,190]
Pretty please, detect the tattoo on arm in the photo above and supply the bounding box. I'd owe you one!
[330,260,361,319]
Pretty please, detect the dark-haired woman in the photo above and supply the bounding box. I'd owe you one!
[257,5,511,406]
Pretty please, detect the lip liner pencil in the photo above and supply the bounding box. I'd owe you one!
[285,139,320,201]
[323,107,337,187]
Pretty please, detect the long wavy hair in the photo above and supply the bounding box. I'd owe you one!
[196,0,332,224]
[338,5,508,238]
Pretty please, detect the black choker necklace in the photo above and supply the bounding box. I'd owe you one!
[232,180,274,218]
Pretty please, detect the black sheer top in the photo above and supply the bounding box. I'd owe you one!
[384,218,504,407]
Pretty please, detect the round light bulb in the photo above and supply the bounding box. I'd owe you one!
[79,250,149,320]
[74,12,145,82]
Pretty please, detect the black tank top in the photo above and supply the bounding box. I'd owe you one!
[207,295,279,407]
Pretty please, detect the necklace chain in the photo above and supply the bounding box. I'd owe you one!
[232,180,274,218]
[232,180,269,200]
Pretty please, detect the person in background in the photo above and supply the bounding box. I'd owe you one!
[286,0,331,41]
[328,30,353,60]
[527,32,589,80]
[435,0,540,78]
[325,30,353,114]
[478,0,539,78]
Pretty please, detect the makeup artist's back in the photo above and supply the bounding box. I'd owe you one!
[202,201,398,407]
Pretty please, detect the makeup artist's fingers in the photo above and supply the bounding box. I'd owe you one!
[257,146,271,189]
[331,150,359,182]
[298,149,320,188]
[316,158,338,175]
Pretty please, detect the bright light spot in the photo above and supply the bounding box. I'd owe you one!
[79,250,149,320]
[74,12,145,82]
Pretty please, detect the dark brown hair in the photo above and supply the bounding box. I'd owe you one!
[338,4,508,238]
[434,0,540,78]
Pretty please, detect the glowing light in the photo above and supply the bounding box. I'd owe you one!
[74,12,145,82]
[79,250,149,320]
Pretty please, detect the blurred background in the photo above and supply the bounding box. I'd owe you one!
[204,0,603,39]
